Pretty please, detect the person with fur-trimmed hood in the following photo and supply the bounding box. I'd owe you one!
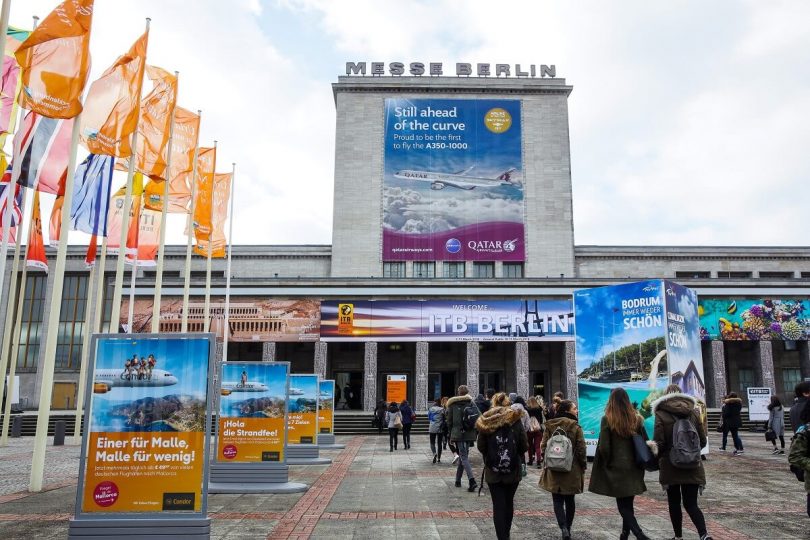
[720,392,744,454]
[652,384,713,540]
[476,392,528,540]
[446,385,479,492]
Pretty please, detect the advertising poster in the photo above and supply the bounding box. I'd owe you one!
[574,281,669,455]
[217,362,288,463]
[382,98,525,261]
[698,298,809,341]
[320,299,574,342]
[287,374,318,444]
[79,335,212,514]
[747,387,772,421]
[318,380,334,435]
[664,281,705,402]
[386,375,407,404]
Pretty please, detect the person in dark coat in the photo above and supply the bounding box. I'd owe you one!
[652,384,713,540]
[446,385,478,492]
[374,400,386,435]
[476,392,528,540]
[787,403,810,517]
[767,395,786,454]
[789,382,810,434]
[400,399,414,449]
[588,388,651,540]
[539,399,586,540]
[475,393,491,414]
[720,392,744,454]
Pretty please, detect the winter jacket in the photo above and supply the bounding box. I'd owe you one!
[428,405,445,434]
[384,406,402,429]
[475,395,491,414]
[768,405,785,437]
[652,392,707,487]
[446,394,478,442]
[400,403,414,425]
[510,403,531,433]
[721,397,743,430]
[788,424,810,493]
[588,415,648,498]
[476,406,529,484]
[789,397,808,433]
[539,413,587,495]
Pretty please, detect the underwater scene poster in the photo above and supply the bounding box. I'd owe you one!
[698,298,809,341]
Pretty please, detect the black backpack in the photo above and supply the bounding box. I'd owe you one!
[462,403,480,432]
[486,424,518,474]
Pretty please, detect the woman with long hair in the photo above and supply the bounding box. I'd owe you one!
[767,395,785,454]
[588,388,651,540]
[384,401,402,452]
[526,396,545,467]
[428,397,445,463]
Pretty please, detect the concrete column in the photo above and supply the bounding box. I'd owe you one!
[756,340,776,391]
[415,341,429,412]
[563,341,578,403]
[261,342,276,362]
[706,341,728,407]
[363,342,377,412]
[515,341,529,398]
[465,341,479,394]
[798,341,810,381]
[313,342,328,379]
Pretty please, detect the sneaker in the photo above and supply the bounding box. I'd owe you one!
[454,479,461,488]
[778,450,785,455]
[432,453,437,464]
[700,535,714,540]
[452,455,459,464]
[772,448,780,454]
[467,478,478,492]
[437,457,441,463]
[718,447,726,452]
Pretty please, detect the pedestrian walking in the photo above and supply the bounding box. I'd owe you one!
[446,385,479,492]
[526,396,545,467]
[652,384,713,540]
[539,399,587,540]
[384,401,402,452]
[475,392,490,414]
[476,392,528,540]
[588,388,651,540]
[548,391,564,419]
[787,404,810,518]
[374,399,386,434]
[428,398,446,463]
[720,392,744,454]
[767,395,786,454]
[400,399,415,449]
[441,396,452,453]
[790,382,810,434]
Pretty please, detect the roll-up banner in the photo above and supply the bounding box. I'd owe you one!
[76,334,214,515]
[217,362,289,463]
[317,380,334,435]
[287,374,319,444]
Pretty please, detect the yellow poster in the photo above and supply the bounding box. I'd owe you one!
[387,374,407,404]
[318,380,335,435]
[288,374,318,444]
[337,303,354,334]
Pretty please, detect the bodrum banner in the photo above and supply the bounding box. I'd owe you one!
[382,98,525,261]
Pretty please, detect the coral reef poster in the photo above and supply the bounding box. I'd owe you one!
[81,336,212,514]
[698,298,809,341]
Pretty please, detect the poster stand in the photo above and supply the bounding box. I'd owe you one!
[286,443,332,465]
[316,433,345,449]
[316,379,344,449]
[286,374,332,464]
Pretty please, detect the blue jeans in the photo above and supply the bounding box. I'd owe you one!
[455,440,474,481]
[721,427,743,450]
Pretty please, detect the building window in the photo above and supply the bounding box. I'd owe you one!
[758,271,794,279]
[16,275,48,371]
[443,262,465,278]
[502,263,524,278]
[674,271,710,279]
[383,262,406,278]
[802,272,810,279]
[413,261,435,278]
[56,274,90,370]
[473,262,495,279]
[738,368,754,396]
[716,271,752,279]
[782,368,801,395]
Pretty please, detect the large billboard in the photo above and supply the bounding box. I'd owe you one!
[320,300,574,341]
[77,335,213,514]
[217,362,288,463]
[665,282,705,401]
[382,98,524,261]
[698,298,809,341]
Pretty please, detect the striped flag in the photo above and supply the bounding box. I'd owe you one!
[10,111,73,194]
[0,159,23,229]
[25,191,48,272]
[70,153,114,236]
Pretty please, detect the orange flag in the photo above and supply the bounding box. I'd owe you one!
[80,30,148,157]
[26,191,48,272]
[127,207,162,266]
[143,107,200,213]
[15,0,93,119]
[193,172,231,258]
[191,146,216,244]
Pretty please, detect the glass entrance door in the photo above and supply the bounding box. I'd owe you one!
[479,371,503,395]
[530,371,548,401]
[428,371,457,401]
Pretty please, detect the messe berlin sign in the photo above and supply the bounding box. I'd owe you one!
[346,62,556,78]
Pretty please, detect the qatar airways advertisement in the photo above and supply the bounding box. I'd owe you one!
[382,98,525,261]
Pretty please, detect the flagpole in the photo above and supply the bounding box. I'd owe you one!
[0,1,10,64]
[109,19,150,335]
[92,238,108,334]
[0,114,25,319]
[126,197,141,332]
[222,163,235,363]
[29,113,82,492]
[202,141,217,333]
[151,71,178,333]
[181,113,201,332]
[69,257,95,443]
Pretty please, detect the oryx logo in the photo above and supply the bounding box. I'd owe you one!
[445,238,461,254]
[503,239,518,253]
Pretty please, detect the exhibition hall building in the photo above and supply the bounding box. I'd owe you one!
[4,67,809,414]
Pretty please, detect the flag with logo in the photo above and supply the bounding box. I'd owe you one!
[144,107,200,213]
[14,0,94,119]
[26,191,48,272]
[106,173,144,256]
[191,146,216,245]
[10,111,73,194]
[193,172,231,258]
[70,153,114,236]
[127,207,162,266]
[80,30,148,157]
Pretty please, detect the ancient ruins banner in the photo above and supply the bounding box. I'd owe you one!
[287,374,318,444]
[317,379,334,435]
[78,334,213,515]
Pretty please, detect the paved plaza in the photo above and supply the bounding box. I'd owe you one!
[0,432,807,539]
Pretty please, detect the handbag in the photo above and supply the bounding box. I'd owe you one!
[394,414,403,429]
[632,433,658,472]
[528,416,542,432]
[765,428,776,442]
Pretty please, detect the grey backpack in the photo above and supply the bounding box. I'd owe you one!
[669,414,701,469]
[545,427,574,472]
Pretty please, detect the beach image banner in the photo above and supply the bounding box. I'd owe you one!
[664,281,705,402]
[287,374,318,444]
[382,98,525,261]
[217,362,289,463]
[574,281,669,455]
[79,335,212,514]
[318,380,334,435]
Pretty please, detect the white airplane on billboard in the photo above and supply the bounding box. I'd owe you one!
[220,381,269,393]
[93,369,178,393]
[394,166,520,190]
[288,387,305,396]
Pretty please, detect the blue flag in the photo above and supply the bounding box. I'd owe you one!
[70,153,114,236]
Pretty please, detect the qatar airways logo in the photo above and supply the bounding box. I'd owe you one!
[467,238,518,253]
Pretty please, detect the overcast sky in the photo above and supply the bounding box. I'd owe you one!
[10,0,810,247]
